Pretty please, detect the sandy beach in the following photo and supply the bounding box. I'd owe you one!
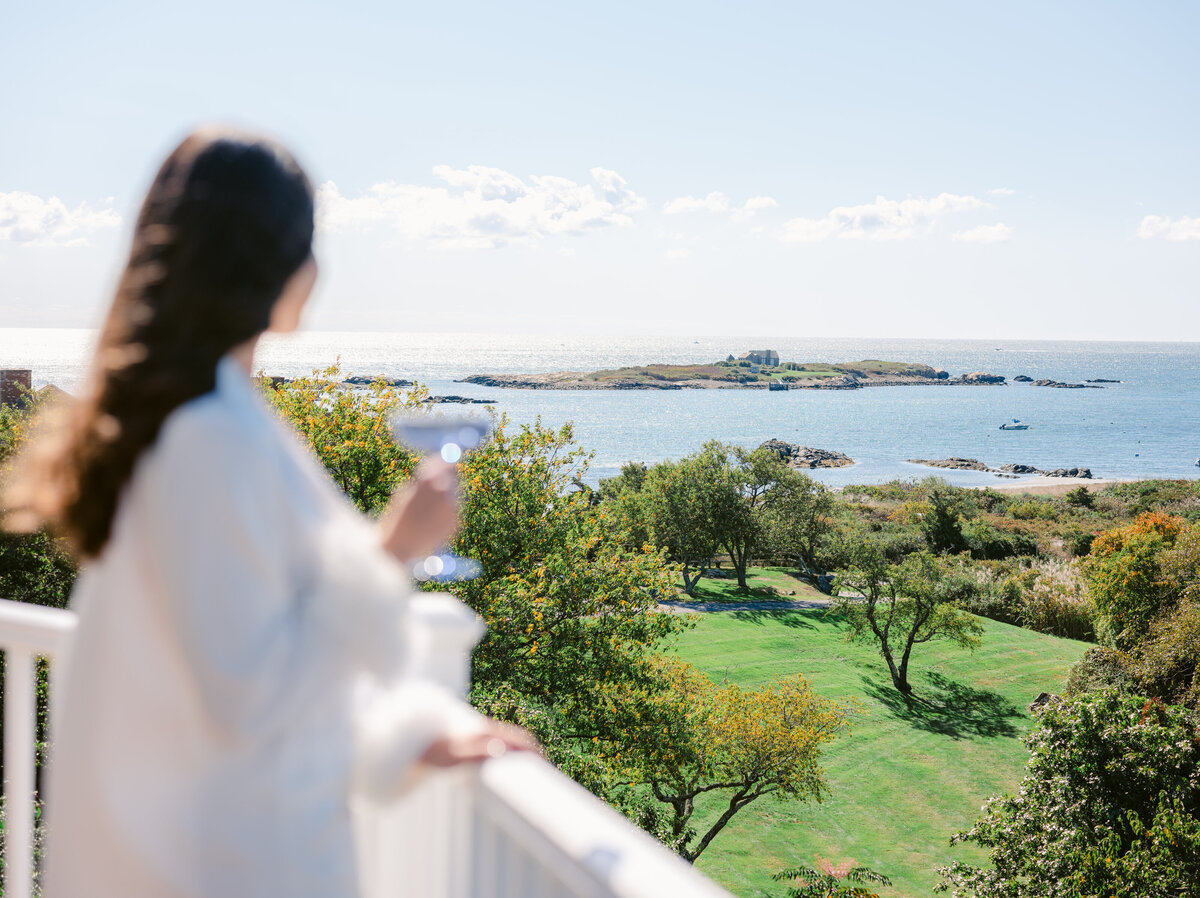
[981,477,1134,496]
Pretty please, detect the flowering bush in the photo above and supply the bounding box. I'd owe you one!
[937,690,1200,897]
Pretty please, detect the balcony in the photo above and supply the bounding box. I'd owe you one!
[0,596,733,898]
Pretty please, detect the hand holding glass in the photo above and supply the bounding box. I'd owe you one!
[389,414,492,582]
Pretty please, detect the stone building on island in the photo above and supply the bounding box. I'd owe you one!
[725,350,780,366]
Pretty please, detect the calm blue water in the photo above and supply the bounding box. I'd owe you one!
[4,329,1198,488]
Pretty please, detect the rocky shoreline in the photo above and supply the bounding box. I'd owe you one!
[908,457,1093,479]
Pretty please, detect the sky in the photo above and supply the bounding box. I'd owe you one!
[2,1,1198,340]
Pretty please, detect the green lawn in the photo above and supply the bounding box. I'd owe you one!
[680,566,828,603]
[672,609,1089,897]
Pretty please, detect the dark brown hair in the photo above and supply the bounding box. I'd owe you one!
[3,128,314,558]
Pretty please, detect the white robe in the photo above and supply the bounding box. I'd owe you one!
[44,357,472,898]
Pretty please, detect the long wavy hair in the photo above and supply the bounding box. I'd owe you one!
[3,128,314,558]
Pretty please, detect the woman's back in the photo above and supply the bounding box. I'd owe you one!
[45,359,410,898]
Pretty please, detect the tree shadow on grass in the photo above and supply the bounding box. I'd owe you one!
[861,671,1023,740]
[728,608,817,629]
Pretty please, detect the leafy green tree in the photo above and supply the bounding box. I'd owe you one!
[597,462,652,553]
[937,690,1200,898]
[922,484,966,554]
[618,657,856,862]
[641,453,729,595]
[263,365,424,514]
[833,548,983,695]
[718,444,833,587]
[772,857,891,898]
[762,469,833,575]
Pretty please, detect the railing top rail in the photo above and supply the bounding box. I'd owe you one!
[478,752,733,898]
[0,598,77,656]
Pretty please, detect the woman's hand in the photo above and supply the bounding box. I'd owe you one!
[379,458,460,561]
[418,719,539,767]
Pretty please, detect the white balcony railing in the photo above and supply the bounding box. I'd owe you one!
[0,597,732,898]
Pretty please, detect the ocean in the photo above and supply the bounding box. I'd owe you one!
[4,328,1199,489]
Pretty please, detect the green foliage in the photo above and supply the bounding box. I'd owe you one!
[1064,646,1137,697]
[833,548,984,695]
[640,451,730,595]
[1128,601,1200,709]
[0,531,76,609]
[772,857,891,898]
[961,520,1038,561]
[264,365,425,514]
[452,419,682,726]
[620,656,856,862]
[1082,512,1186,649]
[937,690,1200,897]
[1064,485,1094,509]
[922,485,967,554]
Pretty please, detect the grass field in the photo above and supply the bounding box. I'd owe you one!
[680,566,828,603]
[672,608,1089,897]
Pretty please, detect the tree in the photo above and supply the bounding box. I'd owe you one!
[717,444,832,588]
[772,857,892,898]
[761,467,833,575]
[0,388,78,608]
[922,483,966,554]
[596,462,652,553]
[937,690,1200,897]
[641,454,728,595]
[263,365,425,514]
[1082,512,1187,650]
[833,548,983,695]
[619,657,856,862]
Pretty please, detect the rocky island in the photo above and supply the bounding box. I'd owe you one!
[759,439,854,468]
[460,351,1007,391]
[908,457,1093,479]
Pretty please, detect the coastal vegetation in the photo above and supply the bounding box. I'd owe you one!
[2,368,1199,896]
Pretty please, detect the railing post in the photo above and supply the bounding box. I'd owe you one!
[4,648,37,898]
[406,594,485,696]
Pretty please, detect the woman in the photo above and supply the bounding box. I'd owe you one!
[3,128,531,897]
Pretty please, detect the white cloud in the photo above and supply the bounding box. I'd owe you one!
[779,193,987,243]
[663,192,729,215]
[664,192,779,222]
[988,187,1015,196]
[1138,215,1200,242]
[953,223,1013,244]
[317,165,646,249]
[664,247,691,261]
[731,195,779,222]
[0,191,121,246]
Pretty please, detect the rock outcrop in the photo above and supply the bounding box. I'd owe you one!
[759,440,854,468]
[427,395,495,405]
[909,458,1093,479]
[343,375,414,387]
[958,372,1006,385]
[907,457,992,471]
[1030,379,1103,389]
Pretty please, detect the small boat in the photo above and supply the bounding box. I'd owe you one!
[999,419,1030,430]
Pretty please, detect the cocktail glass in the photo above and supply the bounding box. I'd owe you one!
[389,413,492,583]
